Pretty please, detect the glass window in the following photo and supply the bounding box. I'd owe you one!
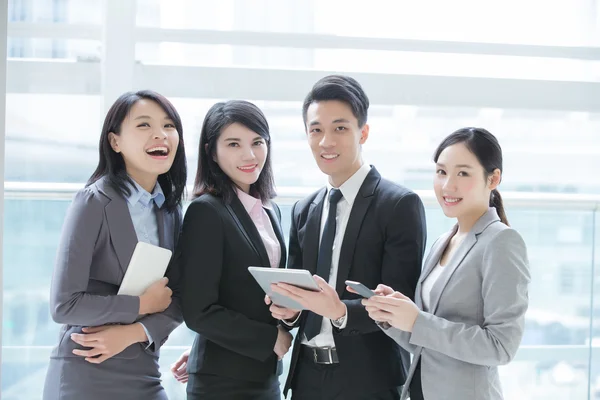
[4,1,600,398]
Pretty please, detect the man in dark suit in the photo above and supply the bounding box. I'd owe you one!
[268,75,427,399]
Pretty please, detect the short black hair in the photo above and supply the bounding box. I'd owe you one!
[302,75,370,127]
[87,90,187,213]
[193,100,276,203]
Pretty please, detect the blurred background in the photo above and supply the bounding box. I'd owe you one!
[2,0,600,398]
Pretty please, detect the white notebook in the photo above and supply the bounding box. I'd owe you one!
[118,241,173,296]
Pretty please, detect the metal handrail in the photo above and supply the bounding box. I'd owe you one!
[4,181,600,210]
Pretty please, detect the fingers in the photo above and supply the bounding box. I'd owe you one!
[271,283,307,297]
[363,304,392,322]
[71,333,99,345]
[270,305,299,321]
[364,298,403,313]
[73,348,103,358]
[171,359,188,383]
[86,354,111,364]
[312,275,328,289]
[270,284,305,304]
[374,284,394,296]
[270,304,292,319]
[313,276,337,297]
[264,295,272,305]
[173,370,189,383]
[160,277,169,285]
[389,291,409,300]
[346,285,358,294]
[366,309,392,322]
[171,360,184,372]
[81,326,108,334]
[367,294,404,305]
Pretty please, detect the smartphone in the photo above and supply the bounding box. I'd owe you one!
[345,280,376,298]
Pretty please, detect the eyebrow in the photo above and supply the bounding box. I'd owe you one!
[225,136,264,142]
[332,118,350,124]
[436,163,474,169]
[134,115,173,120]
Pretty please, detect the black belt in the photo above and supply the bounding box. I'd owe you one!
[301,346,339,364]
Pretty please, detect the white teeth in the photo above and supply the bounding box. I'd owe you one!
[147,146,168,154]
[238,166,255,170]
[322,154,338,159]
[444,197,461,203]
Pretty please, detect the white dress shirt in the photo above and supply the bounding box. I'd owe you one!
[302,163,372,348]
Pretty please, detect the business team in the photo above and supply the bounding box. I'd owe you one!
[45,75,530,400]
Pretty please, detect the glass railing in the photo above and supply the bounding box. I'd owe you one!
[2,183,600,399]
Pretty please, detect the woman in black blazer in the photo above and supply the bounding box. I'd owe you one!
[174,100,292,400]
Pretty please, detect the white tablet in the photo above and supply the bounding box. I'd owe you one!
[248,267,320,310]
[118,242,173,296]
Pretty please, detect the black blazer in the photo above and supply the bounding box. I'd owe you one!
[283,167,427,397]
[174,193,287,383]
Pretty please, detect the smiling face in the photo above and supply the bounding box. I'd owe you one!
[434,142,500,221]
[305,100,369,187]
[109,99,179,191]
[213,122,268,194]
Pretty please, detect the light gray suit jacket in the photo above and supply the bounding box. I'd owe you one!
[43,177,183,400]
[382,208,530,400]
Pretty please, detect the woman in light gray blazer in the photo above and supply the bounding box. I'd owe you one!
[357,128,530,400]
[43,90,187,400]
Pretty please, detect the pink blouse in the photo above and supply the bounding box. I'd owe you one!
[236,190,281,269]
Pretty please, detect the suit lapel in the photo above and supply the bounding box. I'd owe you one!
[419,229,455,285]
[427,208,501,314]
[428,233,477,314]
[303,189,326,274]
[265,206,287,268]
[414,231,453,309]
[225,196,271,267]
[335,169,379,296]
[97,178,138,275]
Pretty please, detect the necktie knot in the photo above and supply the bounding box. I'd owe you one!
[328,188,343,206]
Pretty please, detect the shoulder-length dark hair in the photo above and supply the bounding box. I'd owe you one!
[87,90,187,212]
[433,127,509,226]
[193,100,276,203]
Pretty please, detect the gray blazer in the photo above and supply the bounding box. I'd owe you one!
[43,177,183,400]
[382,208,530,400]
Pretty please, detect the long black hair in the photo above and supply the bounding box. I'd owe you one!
[193,100,276,203]
[87,90,187,212]
[433,127,508,225]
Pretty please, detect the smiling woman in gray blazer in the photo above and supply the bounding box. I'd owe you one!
[359,128,530,400]
[43,90,187,400]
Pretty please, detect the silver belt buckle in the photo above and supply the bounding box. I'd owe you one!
[314,347,334,364]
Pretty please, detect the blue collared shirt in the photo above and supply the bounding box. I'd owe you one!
[125,179,165,247]
[125,179,165,347]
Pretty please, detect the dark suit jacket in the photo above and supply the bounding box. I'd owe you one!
[283,166,427,397]
[175,193,287,383]
[44,176,183,400]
